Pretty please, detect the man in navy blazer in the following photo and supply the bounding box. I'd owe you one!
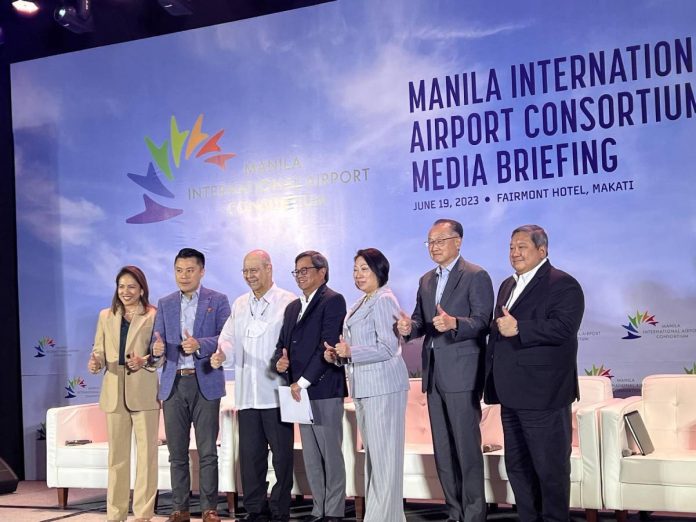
[150,248,230,522]
[398,218,493,522]
[273,250,347,522]
[485,225,584,522]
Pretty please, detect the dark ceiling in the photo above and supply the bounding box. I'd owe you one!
[0,0,332,64]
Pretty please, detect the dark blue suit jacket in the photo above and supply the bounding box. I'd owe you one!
[274,284,347,400]
[152,286,231,401]
[484,260,585,410]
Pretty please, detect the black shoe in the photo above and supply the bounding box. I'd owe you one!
[246,514,270,522]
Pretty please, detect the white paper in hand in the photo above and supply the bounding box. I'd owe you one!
[278,385,314,424]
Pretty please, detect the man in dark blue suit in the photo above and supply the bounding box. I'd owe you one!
[150,248,230,522]
[485,225,585,522]
[273,250,347,522]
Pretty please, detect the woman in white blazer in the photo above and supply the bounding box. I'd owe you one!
[87,266,159,522]
[324,248,410,522]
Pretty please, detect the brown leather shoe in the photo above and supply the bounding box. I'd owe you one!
[202,509,222,521]
[166,511,191,522]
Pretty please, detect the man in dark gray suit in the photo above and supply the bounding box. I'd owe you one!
[398,218,493,522]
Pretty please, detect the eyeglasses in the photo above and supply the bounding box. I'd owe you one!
[241,268,261,276]
[424,236,459,248]
[291,267,319,278]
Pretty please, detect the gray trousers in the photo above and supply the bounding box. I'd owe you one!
[299,397,346,518]
[356,390,408,522]
[163,374,220,512]
[428,383,485,522]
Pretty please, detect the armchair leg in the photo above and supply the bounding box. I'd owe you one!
[57,487,69,509]
[616,510,628,522]
[226,492,238,515]
[354,496,365,520]
[585,508,598,522]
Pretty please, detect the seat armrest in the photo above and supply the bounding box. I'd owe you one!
[46,403,107,445]
[46,403,106,487]
[599,396,642,508]
[480,403,503,447]
[576,398,625,508]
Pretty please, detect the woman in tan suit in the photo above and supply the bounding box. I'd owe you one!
[87,266,159,522]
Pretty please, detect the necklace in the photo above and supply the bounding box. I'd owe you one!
[124,305,142,320]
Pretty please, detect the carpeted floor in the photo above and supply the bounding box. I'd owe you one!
[0,481,694,521]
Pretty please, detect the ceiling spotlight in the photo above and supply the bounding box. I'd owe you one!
[54,0,93,33]
[12,1,40,15]
[158,0,193,16]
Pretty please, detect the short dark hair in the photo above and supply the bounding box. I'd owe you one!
[175,247,205,267]
[433,218,463,238]
[355,248,390,287]
[111,265,151,315]
[512,224,549,251]
[295,250,329,283]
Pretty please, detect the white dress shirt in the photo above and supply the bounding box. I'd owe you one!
[506,257,548,309]
[218,284,296,410]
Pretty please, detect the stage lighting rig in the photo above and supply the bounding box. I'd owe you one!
[54,0,94,33]
[158,0,193,16]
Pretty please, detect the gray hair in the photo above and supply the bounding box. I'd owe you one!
[295,250,329,283]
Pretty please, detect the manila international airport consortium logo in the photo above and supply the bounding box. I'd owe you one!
[34,336,56,357]
[621,310,658,340]
[126,114,236,224]
[584,364,613,378]
[64,376,86,399]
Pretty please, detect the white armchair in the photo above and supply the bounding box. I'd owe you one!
[480,375,615,520]
[46,381,239,511]
[600,374,696,521]
[46,402,110,507]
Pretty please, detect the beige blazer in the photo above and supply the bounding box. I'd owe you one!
[92,306,160,413]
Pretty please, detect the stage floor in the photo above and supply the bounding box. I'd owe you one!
[0,481,694,521]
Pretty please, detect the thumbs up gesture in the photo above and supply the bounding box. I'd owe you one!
[496,306,519,337]
[210,346,226,369]
[276,348,290,373]
[433,304,455,332]
[396,310,412,336]
[87,352,102,374]
[323,341,338,363]
[334,335,351,358]
[152,331,165,357]
[181,328,200,355]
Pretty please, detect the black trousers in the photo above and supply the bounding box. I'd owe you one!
[501,404,573,522]
[238,407,294,517]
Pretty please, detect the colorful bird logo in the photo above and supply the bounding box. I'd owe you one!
[126,114,236,224]
[621,310,658,340]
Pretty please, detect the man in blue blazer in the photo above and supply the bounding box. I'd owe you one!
[397,218,493,522]
[485,225,584,522]
[273,250,347,522]
[150,248,231,522]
